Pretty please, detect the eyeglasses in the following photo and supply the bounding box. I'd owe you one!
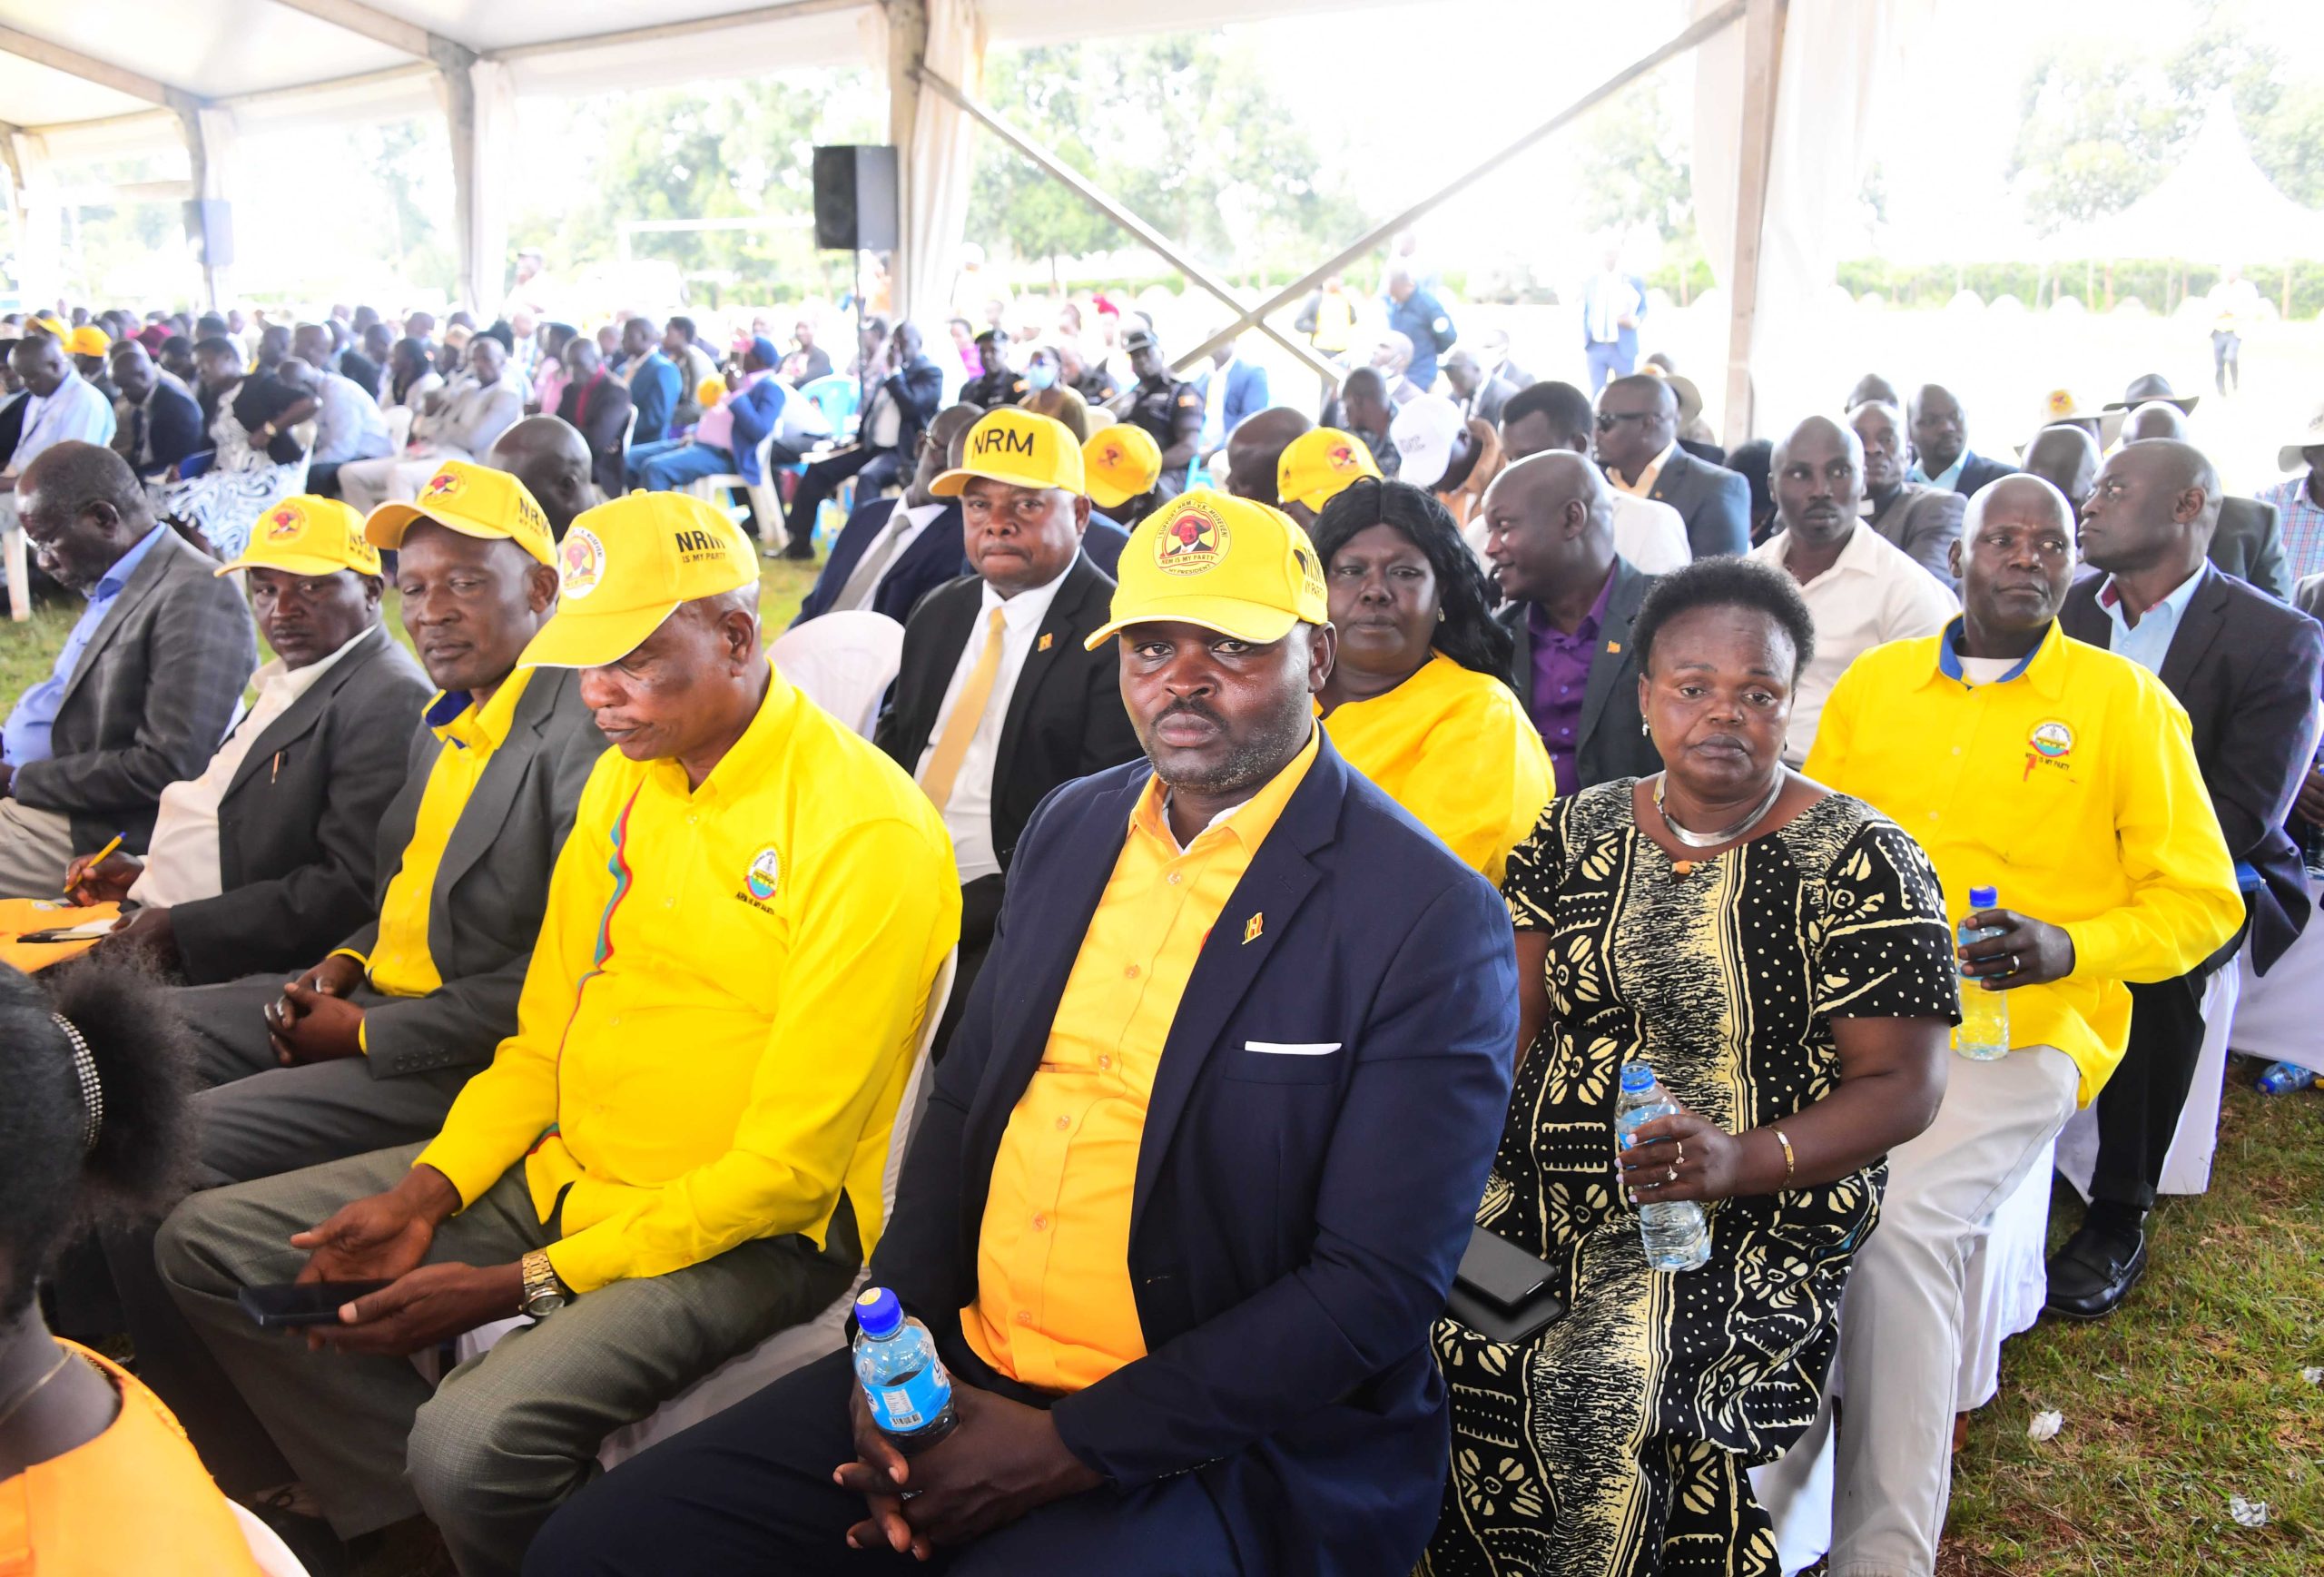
[1594,409,1653,431]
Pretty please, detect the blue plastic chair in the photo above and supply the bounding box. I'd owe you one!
[800,374,862,444]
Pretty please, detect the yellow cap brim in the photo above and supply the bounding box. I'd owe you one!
[516,601,678,669]
[366,501,555,566]
[1081,596,1301,651]
[213,554,369,579]
[1086,478,1143,510]
[931,464,1072,498]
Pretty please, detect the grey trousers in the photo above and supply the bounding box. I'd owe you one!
[157,1140,857,1577]
[100,971,479,1493]
[0,795,76,898]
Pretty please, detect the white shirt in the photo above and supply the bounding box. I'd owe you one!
[8,372,117,474]
[839,499,950,614]
[1610,492,1690,573]
[1608,439,1679,499]
[914,566,1073,883]
[1750,522,1959,765]
[128,629,369,909]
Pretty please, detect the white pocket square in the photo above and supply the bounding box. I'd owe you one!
[1242,1040,1343,1057]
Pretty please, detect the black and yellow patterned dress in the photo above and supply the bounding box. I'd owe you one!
[1424,780,1956,1577]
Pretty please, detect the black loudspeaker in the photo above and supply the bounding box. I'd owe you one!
[184,198,234,270]
[812,145,899,251]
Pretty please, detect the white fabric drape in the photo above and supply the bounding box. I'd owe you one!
[436,57,517,315]
[896,0,985,329]
[192,104,240,306]
[6,132,62,310]
[1690,0,1932,437]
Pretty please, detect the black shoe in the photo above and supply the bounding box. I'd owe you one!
[2043,1221,2148,1319]
[780,536,817,561]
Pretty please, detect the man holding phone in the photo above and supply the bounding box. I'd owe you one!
[158,493,959,1577]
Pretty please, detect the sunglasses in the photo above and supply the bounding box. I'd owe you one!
[1594,409,1654,431]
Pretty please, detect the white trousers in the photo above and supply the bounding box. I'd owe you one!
[1829,1043,2080,1577]
[337,451,464,516]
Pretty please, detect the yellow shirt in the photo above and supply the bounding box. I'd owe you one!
[1805,620,2241,1104]
[0,1343,262,1577]
[416,663,960,1294]
[964,729,1319,1393]
[357,672,537,1000]
[1321,652,1552,885]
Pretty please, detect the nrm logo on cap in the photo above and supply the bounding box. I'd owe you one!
[265,505,305,541]
[974,425,1038,458]
[561,528,606,598]
[425,468,464,498]
[672,526,731,564]
[1155,500,1228,575]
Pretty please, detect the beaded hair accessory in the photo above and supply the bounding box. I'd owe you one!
[52,1011,102,1153]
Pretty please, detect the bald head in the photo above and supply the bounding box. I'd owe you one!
[911,403,984,506]
[2080,438,2221,579]
[1595,375,1678,477]
[1224,408,1314,507]
[2022,425,2102,512]
[1477,451,1615,606]
[2121,400,2189,444]
[1848,372,1901,410]
[487,416,594,539]
[1910,383,1967,476]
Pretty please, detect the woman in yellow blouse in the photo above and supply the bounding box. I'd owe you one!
[0,961,261,1575]
[1313,478,1552,883]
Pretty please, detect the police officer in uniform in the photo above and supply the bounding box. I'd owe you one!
[1108,325,1203,505]
[1386,266,1457,391]
[960,330,1023,410]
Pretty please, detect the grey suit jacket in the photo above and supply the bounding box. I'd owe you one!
[2210,495,2294,602]
[1869,484,1966,585]
[171,624,433,985]
[12,528,256,854]
[338,666,604,1080]
[1501,557,1666,791]
[1645,448,1752,558]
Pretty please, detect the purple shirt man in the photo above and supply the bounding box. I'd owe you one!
[1528,564,1614,797]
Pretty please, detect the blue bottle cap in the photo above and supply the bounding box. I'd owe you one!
[1619,1060,1656,1093]
[1968,884,1998,909]
[855,1286,902,1337]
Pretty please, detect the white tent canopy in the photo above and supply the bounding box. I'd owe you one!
[3,0,1922,442]
[2060,91,2324,265]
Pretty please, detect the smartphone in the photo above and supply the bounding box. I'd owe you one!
[238,1281,391,1329]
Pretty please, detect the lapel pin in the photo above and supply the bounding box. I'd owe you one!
[1605,640,1621,654]
[1243,912,1265,945]
[1037,633,1054,652]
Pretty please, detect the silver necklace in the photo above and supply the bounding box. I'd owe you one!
[1653,771,1785,849]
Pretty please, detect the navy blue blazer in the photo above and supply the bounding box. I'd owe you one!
[789,498,965,627]
[872,736,1518,1576]
[1080,513,1128,577]
[1951,450,2016,497]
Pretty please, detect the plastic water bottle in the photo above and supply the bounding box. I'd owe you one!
[852,1287,956,1454]
[1955,884,2011,1061]
[2256,1060,2318,1095]
[1614,1060,1711,1272]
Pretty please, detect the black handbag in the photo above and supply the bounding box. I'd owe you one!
[1446,1225,1567,1344]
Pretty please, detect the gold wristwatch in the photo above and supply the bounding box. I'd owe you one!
[519,1249,570,1316]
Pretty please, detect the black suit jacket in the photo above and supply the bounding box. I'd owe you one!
[0,393,25,471]
[792,498,968,627]
[117,376,205,478]
[871,738,1516,1574]
[2210,495,2294,602]
[170,624,432,983]
[873,555,1141,872]
[1645,447,1751,557]
[556,376,635,498]
[12,529,258,854]
[1502,557,1666,790]
[1952,450,2016,496]
[2062,564,2322,971]
[878,354,946,458]
[338,350,382,402]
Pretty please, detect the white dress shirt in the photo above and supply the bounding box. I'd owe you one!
[1607,439,1678,499]
[1610,492,1690,573]
[128,630,367,909]
[914,565,1072,883]
[1750,521,1959,765]
[7,372,117,475]
[312,373,394,464]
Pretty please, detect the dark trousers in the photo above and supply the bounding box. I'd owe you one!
[521,1346,1241,1576]
[2212,330,2241,394]
[931,873,1005,1064]
[2089,968,2213,1210]
[786,446,904,545]
[308,459,346,498]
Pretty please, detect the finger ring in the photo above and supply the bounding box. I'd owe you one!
[1676,1140,1685,1167]
[1667,1164,1679,1183]
[2007,952,2021,974]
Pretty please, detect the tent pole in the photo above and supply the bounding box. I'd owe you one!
[1721,0,1788,450]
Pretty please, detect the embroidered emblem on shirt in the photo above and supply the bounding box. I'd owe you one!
[744,845,782,902]
[2024,719,2074,782]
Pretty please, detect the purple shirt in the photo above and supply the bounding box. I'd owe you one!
[1527,565,1616,797]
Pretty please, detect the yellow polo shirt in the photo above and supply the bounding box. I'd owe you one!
[963,728,1320,1393]
[352,672,537,1000]
[1805,620,2241,1104]
[415,662,959,1294]
[1321,652,1552,885]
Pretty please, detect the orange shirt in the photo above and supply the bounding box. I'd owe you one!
[963,730,1320,1393]
[0,1342,261,1576]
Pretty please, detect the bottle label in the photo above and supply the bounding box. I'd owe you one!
[869,1359,951,1435]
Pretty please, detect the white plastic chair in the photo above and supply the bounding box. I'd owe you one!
[769,611,905,740]
[450,950,958,1471]
[685,429,785,551]
[2234,873,2324,1076]
[231,1501,313,1576]
[381,404,414,454]
[2054,964,2241,1201]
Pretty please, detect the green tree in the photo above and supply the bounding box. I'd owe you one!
[1576,81,1693,241]
[2008,42,2191,233]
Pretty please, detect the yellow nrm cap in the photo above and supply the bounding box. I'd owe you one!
[518,491,758,669]
[215,495,380,579]
[363,459,556,567]
[1277,427,1383,512]
[933,408,1086,498]
[1084,488,1328,650]
[66,325,111,357]
[1080,424,1162,510]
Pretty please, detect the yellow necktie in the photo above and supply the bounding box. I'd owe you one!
[921,606,1006,811]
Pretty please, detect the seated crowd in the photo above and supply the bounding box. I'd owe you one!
[1,282,2319,1577]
